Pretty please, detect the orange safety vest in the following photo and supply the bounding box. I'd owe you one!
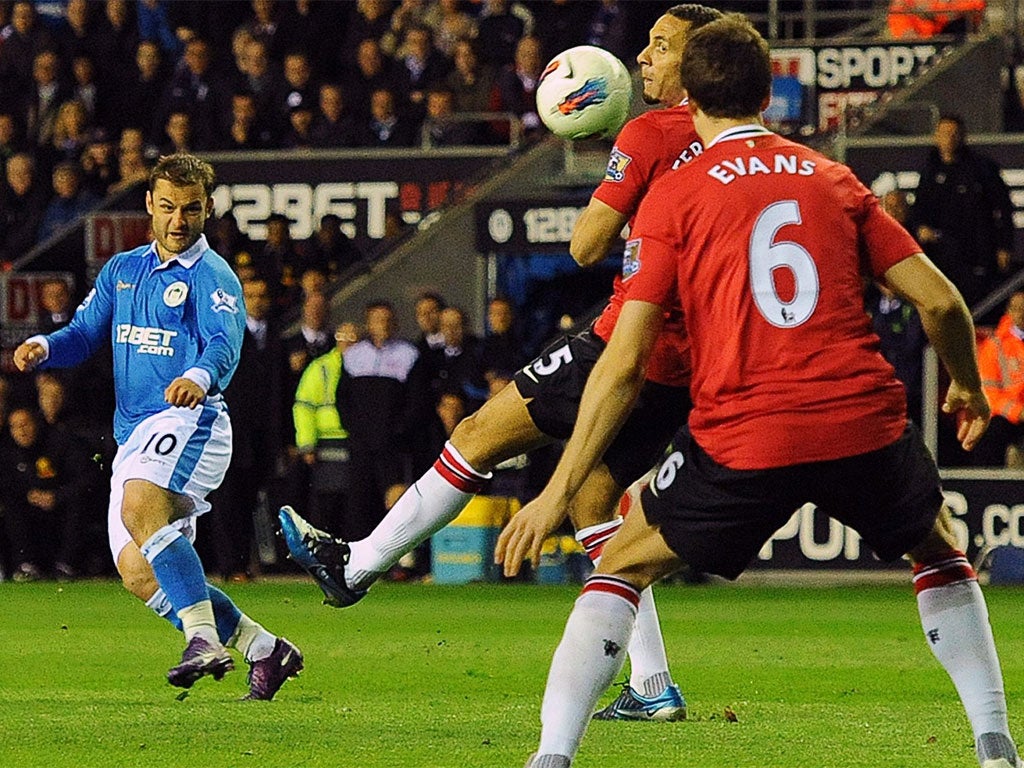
[978,314,1024,424]
[888,0,986,38]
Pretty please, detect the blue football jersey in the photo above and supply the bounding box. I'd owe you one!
[41,234,245,444]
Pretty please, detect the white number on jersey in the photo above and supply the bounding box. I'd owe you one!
[522,342,574,383]
[749,200,819,327]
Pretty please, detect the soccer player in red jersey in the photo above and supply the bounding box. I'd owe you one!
[280,4,722,723]
[498,14,1019,768]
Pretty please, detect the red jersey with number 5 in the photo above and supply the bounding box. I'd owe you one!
[590,104,702,388]
[627,126,920,469]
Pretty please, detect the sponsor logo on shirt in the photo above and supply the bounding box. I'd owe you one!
[116,280,135,291]
[604,147,632,183]
[210,288,239,314]
[116,324,177,356]
[622,238,641,281]
[163,281,188,307]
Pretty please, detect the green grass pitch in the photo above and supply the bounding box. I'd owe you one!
[2,578,1022,768]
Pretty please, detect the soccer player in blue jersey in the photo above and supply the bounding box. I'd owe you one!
[14,154,302,699]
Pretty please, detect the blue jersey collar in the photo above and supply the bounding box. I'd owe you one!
[151,234,210,271]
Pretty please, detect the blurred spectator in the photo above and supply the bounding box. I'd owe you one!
[531,0,591,63]
[480,295,524,377]
[293,320,360,536]
[0,153,48,263]
[237,0,285,59]
[37,277,75,333]
[280,51,319,121]
[105,127,151,195]
[360,88,417,147]
[80,130,117,198]
[433,305,489,411]
[69,55,107,128]
[0,2,57,97]
[209,209,256,265]
[382,0,431,56]
[55,0,95,63]
[908,113,1014,310]
[206,276,288,581]
[337,300,419,540]
[257,212,304,300]
[868,282,924,424]
[37,161,98,241]
[0,112,23,166]
[310,82,360,148]
[237,37,287,131]
[299,267,329,298]
[445,38,497,114]
[975,291,1024,467]
[283,289,333,395]
[343,0,396,70]
[43,99,92,171]
[281,103,316,148]
[347,38,403,119]
[414,291,446,354]
[114,40,166,139]
[278,0,341,80]
[495,33,544,138]
[223,89,276,150]
[585,0,630,61]
[0,406,99,581]
[423,0,478,59]
[23,50,71,151]
[157,110,194,155]
[137,0,182,58]
[477,0,532,68]
[395,24,450,112]
[421,86,482,146]
[90,0,140,94]
[301,213,362,279]
[158,37,232,150]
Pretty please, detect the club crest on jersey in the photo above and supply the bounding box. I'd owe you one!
[210,287,239,314]
[558,78,608,115]
[604,147,632,183]
[163,281,188,307]
[622,238,641,281]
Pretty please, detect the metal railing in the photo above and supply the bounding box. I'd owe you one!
[418,111,523,150]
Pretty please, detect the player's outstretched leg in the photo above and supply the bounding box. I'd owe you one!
[279,440,492,605]
[278,505,367,607]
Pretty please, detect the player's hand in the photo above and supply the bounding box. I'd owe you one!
[494,494,568,577]
[165,377,206,409]
[13,342,46,372]
[942,381,990,451]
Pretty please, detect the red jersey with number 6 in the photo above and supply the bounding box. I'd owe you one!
[627,125,920,469]
[590,103,702,388]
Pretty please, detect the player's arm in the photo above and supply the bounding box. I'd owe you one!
[169,267,245,408]
[14,268,115,372]
[883,253,989,450]
[570,198,629,267]
[495,299,663,576]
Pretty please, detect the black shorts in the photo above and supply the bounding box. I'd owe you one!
[641,422,943,580]
[513,328,691,488]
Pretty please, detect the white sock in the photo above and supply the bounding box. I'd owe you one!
[346,441,490,590]
[230,614,277,663]
[575,520,673,697]
[537,576,639,761]
[176,601,218,645]
[915,554,1011,742]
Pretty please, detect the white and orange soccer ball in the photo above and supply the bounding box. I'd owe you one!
[535,45,633,140]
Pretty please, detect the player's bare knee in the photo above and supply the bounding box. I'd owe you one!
[906,505,960,565]
[450,410,499,471]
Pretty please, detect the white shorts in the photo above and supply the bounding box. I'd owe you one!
[107,403,232,562]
